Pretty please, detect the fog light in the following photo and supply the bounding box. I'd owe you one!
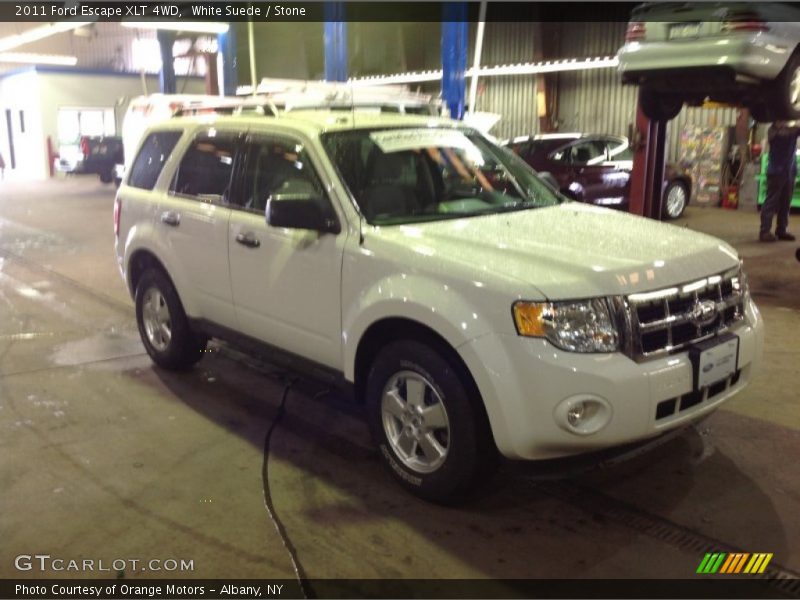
[567,402,586,426]
[554,395,612,436]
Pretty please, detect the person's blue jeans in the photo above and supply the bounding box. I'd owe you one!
[761,173,794,235]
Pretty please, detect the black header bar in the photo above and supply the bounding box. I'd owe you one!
[1,2,639,23]
[0,578,790,599]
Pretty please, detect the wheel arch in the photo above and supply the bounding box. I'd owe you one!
[665,175,691,200]
[353,317,478,407]
[128,249,178,301]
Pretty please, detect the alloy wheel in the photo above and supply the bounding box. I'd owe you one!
[381,370,451,474]
[141,287,172,352]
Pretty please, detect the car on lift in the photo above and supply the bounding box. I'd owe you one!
[504,133,692,219]
[115,111,762,502]
[617,2,800,122]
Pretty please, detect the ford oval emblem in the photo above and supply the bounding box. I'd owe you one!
[690,299,718,328]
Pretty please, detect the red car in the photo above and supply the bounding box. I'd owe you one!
[505,133,692,219]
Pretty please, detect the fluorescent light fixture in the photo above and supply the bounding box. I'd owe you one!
[0,21,93,52]
[0,52,78,65]
[121,21,229,34]
[349,56,620,87]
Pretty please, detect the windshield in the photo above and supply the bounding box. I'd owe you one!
[321,127,563,225]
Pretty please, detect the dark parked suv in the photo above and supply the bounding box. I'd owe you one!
[505,133,692,219]
[55,136,124,184]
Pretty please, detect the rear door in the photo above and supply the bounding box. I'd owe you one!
[227,132,345,368]
[159,129,241,328]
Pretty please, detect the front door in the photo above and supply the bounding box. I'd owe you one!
[227,133,346,369]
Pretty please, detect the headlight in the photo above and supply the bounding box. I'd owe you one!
[512,298,619,353]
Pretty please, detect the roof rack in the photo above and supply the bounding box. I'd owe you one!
[235,77,440,115]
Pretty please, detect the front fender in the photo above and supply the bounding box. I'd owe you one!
[343,273,494,381]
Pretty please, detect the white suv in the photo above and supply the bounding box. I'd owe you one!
[115,111,764,502]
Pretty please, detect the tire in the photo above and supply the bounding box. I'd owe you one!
[774,53,800,120]
[365,339,497,503]
[134,268,207,370]
[662,180,688,219]
[639,87,683,122]
[99,170,113,184]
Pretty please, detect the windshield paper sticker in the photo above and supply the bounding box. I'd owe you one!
[370,128,475,154]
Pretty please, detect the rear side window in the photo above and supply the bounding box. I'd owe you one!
[170,135,238,203]
[128,131,182,190]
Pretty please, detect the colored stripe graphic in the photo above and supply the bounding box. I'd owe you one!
[745,553,774,574]
[710,553,726,573]
[698,552,773,575]
[697,553,713,574]
[719,553,749,574]
[733,553,750,573]
[698,553,727,574]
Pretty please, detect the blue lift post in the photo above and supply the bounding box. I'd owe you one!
[324,3,348,82]
[442,4,468,120]
[217,28,238,96]
[157,29,176,94]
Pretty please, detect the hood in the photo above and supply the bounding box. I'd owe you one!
[372,203,740,299]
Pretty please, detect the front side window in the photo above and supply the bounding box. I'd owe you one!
[170,134,238,203]
[322,127,562,225]
[565,140,607,165]
[606,138,633,162]
[128,131,182,190]
[235,137,327,214]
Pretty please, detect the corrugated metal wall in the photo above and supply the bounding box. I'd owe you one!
[470,22,539,140]
[554,22,739,162]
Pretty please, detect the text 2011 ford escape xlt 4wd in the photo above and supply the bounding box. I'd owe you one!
[114,111,764,502]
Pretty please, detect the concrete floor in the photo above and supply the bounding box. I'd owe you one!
[1,177,799,589]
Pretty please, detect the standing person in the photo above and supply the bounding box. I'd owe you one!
[760,121,799,242]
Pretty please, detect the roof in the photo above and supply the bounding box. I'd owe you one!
[156,110,462,137]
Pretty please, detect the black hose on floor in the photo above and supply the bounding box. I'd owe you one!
[262,378,315,599]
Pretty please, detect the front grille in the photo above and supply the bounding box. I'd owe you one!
[655,369,742,421]
[623,268,745,361]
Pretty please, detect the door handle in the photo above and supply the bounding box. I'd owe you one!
[235,232,261,248]
[160,211,180,227]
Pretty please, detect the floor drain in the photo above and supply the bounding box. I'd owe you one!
[534,480,800,596]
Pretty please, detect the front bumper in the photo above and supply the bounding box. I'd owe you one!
[618,34,790,86]
[458,295,764,460]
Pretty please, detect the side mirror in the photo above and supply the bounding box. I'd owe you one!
[266,193,340,234]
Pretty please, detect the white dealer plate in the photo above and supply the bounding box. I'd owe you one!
[697,337,739,389]
[669,23,701,39]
